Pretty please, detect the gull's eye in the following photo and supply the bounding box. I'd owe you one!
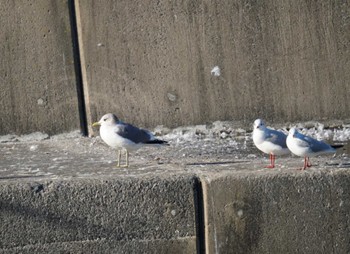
[104,118,107,121]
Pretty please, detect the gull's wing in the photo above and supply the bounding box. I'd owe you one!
[265,129,288,148]
[306,136,332,153]
[114,123,153,144]
[295,133,332,153]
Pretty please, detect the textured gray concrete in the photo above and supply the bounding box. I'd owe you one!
[0,1,80,135]
[1,1,349,136]
[0,176,197,253]
[76,0,350,133]
[201,169,350,254]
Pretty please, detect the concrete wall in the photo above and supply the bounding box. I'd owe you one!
[78,0,350,131]
[0,1,81,135]
[0,0,349,134]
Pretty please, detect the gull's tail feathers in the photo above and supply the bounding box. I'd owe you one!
[145,139,169,145]
[331,144,344,150]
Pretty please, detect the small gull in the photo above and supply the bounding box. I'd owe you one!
[252,119,290,168]
[286,127,343,170]
[92,113,168,167]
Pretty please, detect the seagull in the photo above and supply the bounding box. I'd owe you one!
[286,127,343,170]
[252,119,290,168]
[92,113,168,167]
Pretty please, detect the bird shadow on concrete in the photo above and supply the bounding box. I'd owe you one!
[186,160,249,166]
[325,162,350,168]
[0,175,48,181]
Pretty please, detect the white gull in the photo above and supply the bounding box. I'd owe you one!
[286,127,343,170]
[252,119,290,168]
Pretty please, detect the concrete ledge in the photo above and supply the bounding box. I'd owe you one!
[1,137,349,253]
[3,166,350,253]
[201,169,350,253]
[0,176,197,253]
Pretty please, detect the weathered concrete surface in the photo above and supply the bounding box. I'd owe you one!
[0,1,80,135]
[1,1,349,136]
[0,174,197,253]
[76,0,350,132]
[201,169,350,254]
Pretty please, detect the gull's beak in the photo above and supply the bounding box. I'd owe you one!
[92,122,101,127]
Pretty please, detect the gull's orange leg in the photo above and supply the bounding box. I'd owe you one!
[266,153,275,168]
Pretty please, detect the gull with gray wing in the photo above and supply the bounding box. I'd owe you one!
[92,113,168,167]
[286,127,343,170]
[253,119,290,168]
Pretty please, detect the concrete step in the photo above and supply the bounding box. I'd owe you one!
[0,175,197,253]
[201,169,350,253]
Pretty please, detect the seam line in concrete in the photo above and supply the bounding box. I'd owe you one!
[67,0,88,136]
[194,176,206,254]
[198,176,213,253]
[69,0,92,136]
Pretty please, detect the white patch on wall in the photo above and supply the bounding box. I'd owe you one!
[211,66,221,76]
